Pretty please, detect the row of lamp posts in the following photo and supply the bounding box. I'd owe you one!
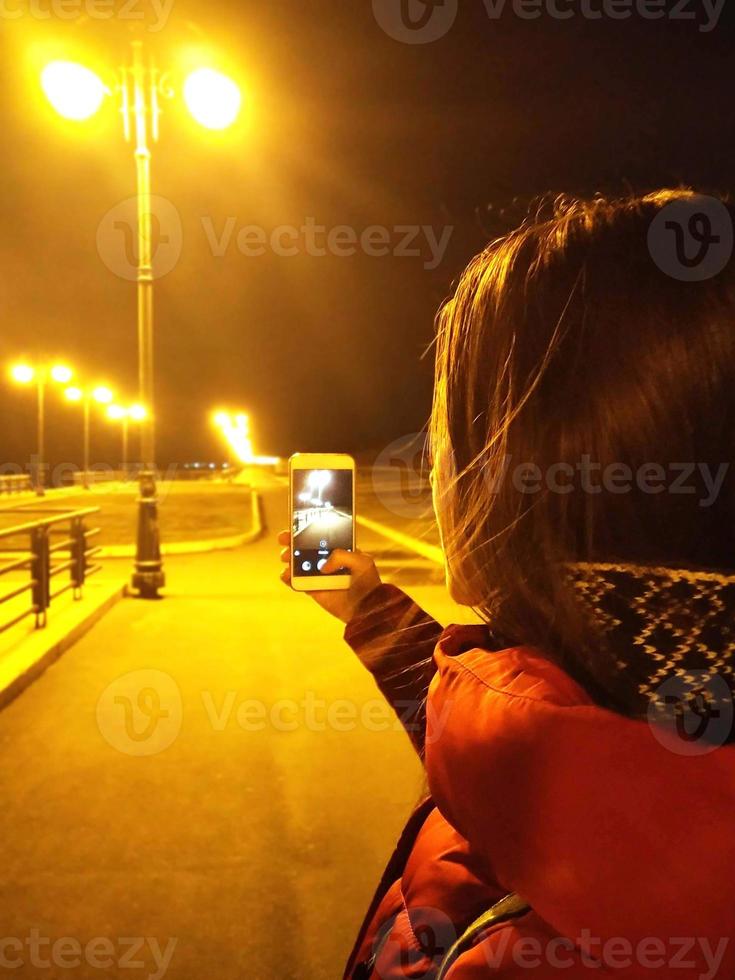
[6,361,148,492]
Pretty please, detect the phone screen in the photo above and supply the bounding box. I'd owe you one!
[291,468,354,577]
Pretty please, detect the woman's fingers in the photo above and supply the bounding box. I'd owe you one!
[279,530,291,568]
[319,549,372,576]
[280,565,292,585]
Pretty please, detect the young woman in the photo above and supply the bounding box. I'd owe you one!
[280,190,735,978]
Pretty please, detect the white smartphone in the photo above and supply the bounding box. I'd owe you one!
[289,453,356,592]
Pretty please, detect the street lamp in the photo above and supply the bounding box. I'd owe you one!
[8,362,74,494]
[40,44,243,598]
[213,410,254,464]
[64,384,117,489]
[106,403,148,476]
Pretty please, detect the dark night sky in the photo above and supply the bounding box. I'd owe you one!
[1,0,734,469]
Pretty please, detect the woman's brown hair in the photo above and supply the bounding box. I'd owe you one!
[430,189,735,715]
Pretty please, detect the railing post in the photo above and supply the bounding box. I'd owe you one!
[30,525,50,628]
[71,517,86,599]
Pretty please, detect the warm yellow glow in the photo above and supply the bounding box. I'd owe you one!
[183,68,242,130]
[93,386,114,405]
[129,404,148,422]
[213,410,253,463]
[64,386,83,402]
[106,404,127,421]
[50,364,73,384]
[41,61,107,122]
[10,364,36,385]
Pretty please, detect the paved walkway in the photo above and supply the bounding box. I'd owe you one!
[0,487,471,979]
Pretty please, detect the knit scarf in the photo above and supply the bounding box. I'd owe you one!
[567,562,735,745]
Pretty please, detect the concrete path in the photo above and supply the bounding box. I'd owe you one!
[0,486,472,980]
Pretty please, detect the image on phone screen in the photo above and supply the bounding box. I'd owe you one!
[291,469,354,577]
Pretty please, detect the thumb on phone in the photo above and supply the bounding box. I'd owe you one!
[319,549,381,588]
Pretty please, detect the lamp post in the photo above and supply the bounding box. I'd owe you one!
[64,384,115,489]
[107,403,148,476]
[40,46,242,598]
[8,362,73,494]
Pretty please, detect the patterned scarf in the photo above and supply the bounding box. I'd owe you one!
[567,562,735,745]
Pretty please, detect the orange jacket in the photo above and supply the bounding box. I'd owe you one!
[343,585,735,979]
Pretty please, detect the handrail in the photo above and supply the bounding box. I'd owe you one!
[0,506,102,633]
[0,474,32,496]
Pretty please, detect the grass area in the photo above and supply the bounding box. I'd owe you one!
[0,483,255,547]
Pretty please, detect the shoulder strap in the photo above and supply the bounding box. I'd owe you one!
[435,893,531,980]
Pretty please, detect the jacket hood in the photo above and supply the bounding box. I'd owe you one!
[425,625,735,951]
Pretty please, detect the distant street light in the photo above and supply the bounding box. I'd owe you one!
[8,362,75,494]
[212,410,280,467]
[50,365,74,385]
[213,410,254,464]
[106,404,148,475]
[40,41,243,598]
[64,384,118,489]
[129,403,148,423]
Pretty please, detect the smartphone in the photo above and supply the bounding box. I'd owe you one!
[289,453,356,592]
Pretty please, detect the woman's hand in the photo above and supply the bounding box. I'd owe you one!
[278,530,382,624]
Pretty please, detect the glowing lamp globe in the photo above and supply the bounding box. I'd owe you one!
[183,69,242,131]
[50,364,73,384]
[10,364,35,384]
[93,386,114,405]
[41,61,107,122]
[129,404,148,422]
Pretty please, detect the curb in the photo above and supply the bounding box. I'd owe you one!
[100,489,265,559]
[0,582,125,711]
[356,514,444,566]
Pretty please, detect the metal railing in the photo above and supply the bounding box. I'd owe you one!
[0,507,101,634]
[0,474,33,495]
